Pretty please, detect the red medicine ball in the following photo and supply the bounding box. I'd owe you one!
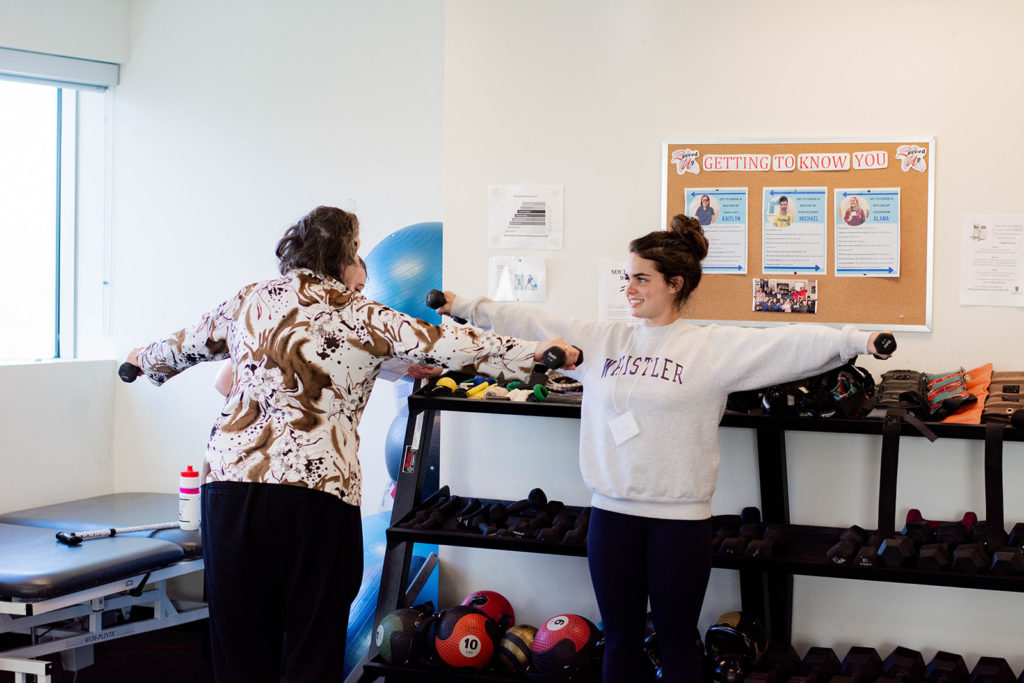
[531,613,597,673]
[432,605,501,670]
[461,590,515,629]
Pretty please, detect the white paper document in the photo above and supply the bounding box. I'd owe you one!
[598,259,633,323]
[960,214,1024,306]
[488,256,547,302]
[488,185,564,249]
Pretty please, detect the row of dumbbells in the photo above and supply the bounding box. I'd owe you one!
[826,510,1024,574]
[396,486,590,544]
[712,507,789,559]
[745,644,1021,682]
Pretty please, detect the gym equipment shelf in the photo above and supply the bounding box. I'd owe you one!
[355,389,1024,682]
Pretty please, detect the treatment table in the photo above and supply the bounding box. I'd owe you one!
[0,493,207,682]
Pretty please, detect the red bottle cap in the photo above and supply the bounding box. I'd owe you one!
[181,465,199,478]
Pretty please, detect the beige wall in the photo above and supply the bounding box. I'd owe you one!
[442,0,1024,668]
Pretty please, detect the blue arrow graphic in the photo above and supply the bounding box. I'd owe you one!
[705,265,744,271]
[841,191,899,197]
[837,266,895,273]
[768,190,826,196]
[764,265,822,272]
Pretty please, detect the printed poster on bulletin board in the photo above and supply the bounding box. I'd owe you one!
[662,139,933,330]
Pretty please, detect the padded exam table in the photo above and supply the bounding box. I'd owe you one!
[0,493,207,682]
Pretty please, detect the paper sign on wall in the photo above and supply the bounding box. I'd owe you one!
[488,256,547,302]
[488,185,564,249]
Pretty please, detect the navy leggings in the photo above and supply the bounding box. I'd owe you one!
[587,507,712,683]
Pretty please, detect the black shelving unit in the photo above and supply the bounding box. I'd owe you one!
[355,392,1024,682]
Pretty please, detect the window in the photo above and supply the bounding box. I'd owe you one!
[0,80,66,360]
[0,49,118,361]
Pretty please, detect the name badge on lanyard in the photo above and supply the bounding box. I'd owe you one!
[609,410,640,446]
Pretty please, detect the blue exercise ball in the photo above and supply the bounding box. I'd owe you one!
[362,221,442,324]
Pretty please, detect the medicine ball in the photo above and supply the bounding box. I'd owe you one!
[375,608,424,665]
[461,590,515,629]
[430,605,500,671]
[531,613,598,673]
[495,623,537,673]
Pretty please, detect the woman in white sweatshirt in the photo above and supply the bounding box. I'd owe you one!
[438,214,892,682]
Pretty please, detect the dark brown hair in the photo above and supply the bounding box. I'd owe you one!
[629,214,709,307]
[275,206,359,281]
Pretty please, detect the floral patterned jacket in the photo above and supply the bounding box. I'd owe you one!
[137,268,538,506]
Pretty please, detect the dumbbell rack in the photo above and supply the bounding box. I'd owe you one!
[355,394,1024,682]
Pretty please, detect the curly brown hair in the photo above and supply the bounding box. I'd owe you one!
[275,206,360,281]
[628,214,709,308]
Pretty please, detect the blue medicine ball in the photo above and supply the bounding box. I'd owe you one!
[362,221,442,324]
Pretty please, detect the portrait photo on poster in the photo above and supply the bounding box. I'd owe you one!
[753,278,817,314]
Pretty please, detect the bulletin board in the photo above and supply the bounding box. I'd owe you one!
[662,138,934,331]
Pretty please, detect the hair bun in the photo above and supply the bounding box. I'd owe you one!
[669,214,709,261]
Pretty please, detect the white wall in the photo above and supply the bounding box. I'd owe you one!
[0,0,130,64]
[442,0,1024,671]
[0,360,115,511]
[0,1,444,518]
[103,0,444,511]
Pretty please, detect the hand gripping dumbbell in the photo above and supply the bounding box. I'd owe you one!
[826,525,869,566]
[875,645,925,683]
[924,651,968,683]
[873,331,897,359]
[917,512,977,571]
[425,289,467,324]
[879,509,936,568]
[953,518,1007,573]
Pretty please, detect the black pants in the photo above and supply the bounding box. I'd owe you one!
[201,481,363,683]
[587,507,712,683]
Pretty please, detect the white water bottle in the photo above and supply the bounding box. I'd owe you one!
[178,465,201,531]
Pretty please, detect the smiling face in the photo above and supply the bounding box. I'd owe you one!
[625,252,682,326]
[778,198,789,214]
[701,195,710,208]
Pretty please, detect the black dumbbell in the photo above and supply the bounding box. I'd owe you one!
[564,508,590,544]
[455,498,484,528]
[720,518,763,556]
[970,656,1015,683]
[924,650,968,683]
[506,488,548,515]
[746,522,788,559]
[879,510,936,568]
[540,344,584,370]
[953,519,1007,573]
[826,525,869,566]
[425,289,467,324]
[718,507,762,555]
[795,646,840,682]
[919,512,977,571]
[877,646,925,682]
[837,646,883,682]
[873,331,897,358]
[747,646,800,683]
[712,514,742,552]
[992,523,1024,575]
[854,533,883,568]
[118,362,142,383]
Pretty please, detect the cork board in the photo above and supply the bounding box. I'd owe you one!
[662,138,934,331]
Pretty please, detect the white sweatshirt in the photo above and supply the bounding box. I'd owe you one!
[452,296,871,520]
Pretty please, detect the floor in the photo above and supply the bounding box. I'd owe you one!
[0,621,214,683]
